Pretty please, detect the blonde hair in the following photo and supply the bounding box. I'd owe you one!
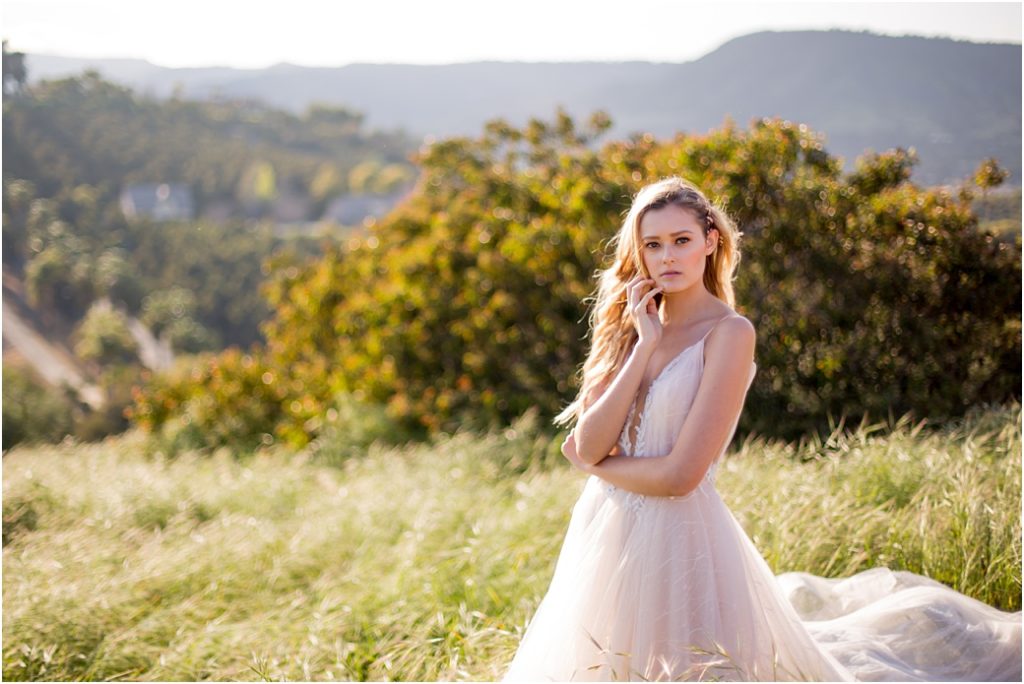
[554,177,742,426]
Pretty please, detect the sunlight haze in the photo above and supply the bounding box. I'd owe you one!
[3,0,1020,69]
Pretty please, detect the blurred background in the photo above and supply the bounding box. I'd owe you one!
[2,0,1020,451]
[2,3,1022,681]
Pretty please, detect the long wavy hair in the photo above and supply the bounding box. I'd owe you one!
[554,177,742,426]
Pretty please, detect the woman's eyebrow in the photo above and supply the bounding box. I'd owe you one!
[641,229,697,240]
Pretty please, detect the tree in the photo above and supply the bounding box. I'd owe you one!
[94,248,144,312]
[141,286,216,353]
[2,40,26,95]
[2,364,75,449]
[73,301,139,366]
[973,158,1009,222]
[974,157,1009,191]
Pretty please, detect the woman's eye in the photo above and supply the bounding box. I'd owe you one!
[645,242,659,249]
[676,237,689,244]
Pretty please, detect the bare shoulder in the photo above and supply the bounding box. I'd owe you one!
[705,313,756,362]
[719,313,756,340]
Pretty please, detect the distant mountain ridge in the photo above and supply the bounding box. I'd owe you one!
[25,30,1022,186]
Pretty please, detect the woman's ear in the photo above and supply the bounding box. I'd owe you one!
[706,228,719,255]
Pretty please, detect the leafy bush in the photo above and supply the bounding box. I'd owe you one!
[260,114,1021,439]
[140,287,217,353]
[132,113,1021,448]
[71,365,143,442]
[72,300,138,366]
[128,348,291,454]
[305,392,419,467]
[1,364,75,450]
[2,357,145,449]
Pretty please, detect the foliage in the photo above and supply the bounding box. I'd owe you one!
[3,175,329,350]
[126,348,289,455]
[254,111,617,438]
[971,182,1020,245]
[2,403,1019,680]
[301,392,421,467]
[1,72,416,216]
[1,70,414,402]
[246,112,1021,442]
[121,219,311,349]
[347,159,416,195]
[72,301,138,366]
[2,317,144,450]
[974,157,1009,191]
[1,364,75,450]
[15,191,101,319]
[717,142,1021,436]
[140,287,217,353]
[2,40,26,95]
[92,246,144,311]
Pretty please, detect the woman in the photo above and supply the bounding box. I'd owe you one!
[502,177,1021,681]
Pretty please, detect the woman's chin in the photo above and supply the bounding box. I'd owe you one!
[658,280,689,294]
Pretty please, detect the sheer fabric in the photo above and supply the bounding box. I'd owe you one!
[503,322,1021,681]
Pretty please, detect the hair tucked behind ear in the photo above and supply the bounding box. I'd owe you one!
[554,177,742,426]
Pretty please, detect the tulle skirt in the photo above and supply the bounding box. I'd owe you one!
[502,475,1021,682]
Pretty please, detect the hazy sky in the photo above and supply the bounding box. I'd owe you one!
[3,0,1021,69]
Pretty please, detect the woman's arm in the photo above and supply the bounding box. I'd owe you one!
[573,276,663,465]
[573,342,655,464]
[568,316,756,496]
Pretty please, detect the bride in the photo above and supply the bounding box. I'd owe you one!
[502,177,1021,681]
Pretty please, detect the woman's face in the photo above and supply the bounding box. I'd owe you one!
[638,204,716,294]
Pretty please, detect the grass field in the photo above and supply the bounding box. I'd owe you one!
[3,402,1020,681]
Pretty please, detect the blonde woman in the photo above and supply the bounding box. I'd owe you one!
[502,177,1020,681]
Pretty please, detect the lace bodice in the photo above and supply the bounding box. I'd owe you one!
[605,319,757,507]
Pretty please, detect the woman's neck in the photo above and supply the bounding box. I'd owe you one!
[659,285,723,329]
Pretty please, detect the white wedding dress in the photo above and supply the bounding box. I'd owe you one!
[503,320,1022,681]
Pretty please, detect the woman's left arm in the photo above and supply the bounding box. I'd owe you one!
[564,316,756,497]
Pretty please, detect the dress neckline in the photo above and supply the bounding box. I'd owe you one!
[623,314,737,454]
[644,314,736,389]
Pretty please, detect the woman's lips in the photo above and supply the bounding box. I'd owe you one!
[661,271,681,278]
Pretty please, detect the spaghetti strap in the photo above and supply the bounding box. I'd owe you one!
[699,312,739,345]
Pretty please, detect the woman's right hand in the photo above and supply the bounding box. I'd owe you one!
[626,274,662,349]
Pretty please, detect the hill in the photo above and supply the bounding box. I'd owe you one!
[26,30,1023,186]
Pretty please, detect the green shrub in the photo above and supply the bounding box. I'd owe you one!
[130,113,1021,448]
[261,114,1021,439]
[306,392,418,466]
[71,365,142,442]
[129,348,289,455]
[72,301,138,366]
[1,364,75,449]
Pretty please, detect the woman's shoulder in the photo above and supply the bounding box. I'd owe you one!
[706,311,756,354]
[718,311,755,334]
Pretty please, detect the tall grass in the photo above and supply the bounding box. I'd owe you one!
[3,403,1020,681]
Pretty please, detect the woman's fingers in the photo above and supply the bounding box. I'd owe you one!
[631,281,659,310]
[626,276,654,307]
[626,276,643,303]
[637,286,662,314]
